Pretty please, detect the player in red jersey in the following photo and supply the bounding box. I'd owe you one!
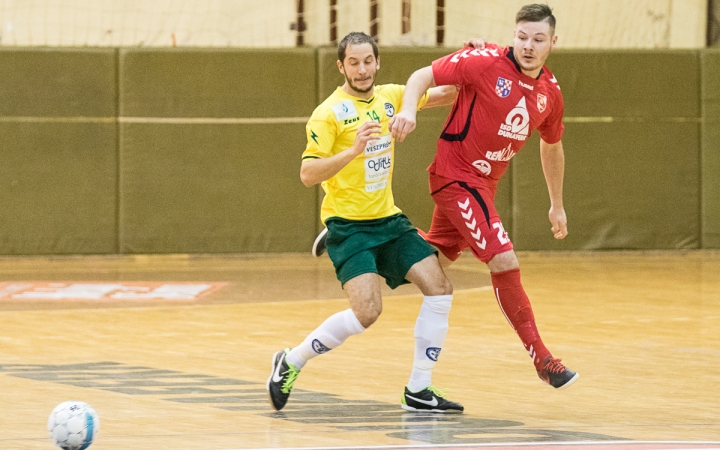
[390,3,579,389]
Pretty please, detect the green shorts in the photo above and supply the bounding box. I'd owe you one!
[325,213,437,289]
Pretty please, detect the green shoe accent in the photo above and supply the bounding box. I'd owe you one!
[426,386,448,398]
[281,362,300,394]
[267,348,301,411]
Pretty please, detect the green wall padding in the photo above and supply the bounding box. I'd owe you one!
[119,49,318,253]
[702,50,720,248]
[0,48,716,254]
[0,49,118,254]
[0,48,117,117]
[120,48,317,118]
[511,50,701,250]
[0,122,118,254]
[549,50,700,118]
[513,122,700,250]
[120,123,313,253]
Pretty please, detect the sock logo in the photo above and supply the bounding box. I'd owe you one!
[525,343,537,362]
[312,339,331,354]
[426,347,441,361]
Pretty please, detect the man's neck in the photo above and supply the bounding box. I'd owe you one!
[522,68,542,78]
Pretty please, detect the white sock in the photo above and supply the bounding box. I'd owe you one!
[286,309,365,370]
[407,294,452,392]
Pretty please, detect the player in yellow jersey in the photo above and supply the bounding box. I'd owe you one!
[267,32,465,413]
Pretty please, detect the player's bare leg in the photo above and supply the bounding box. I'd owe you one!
[401,255,463,413]
[345,273,383,328]
[488,249,578,389]
[405,254,452,296]
[437,252,454,269]
[267,274,373,410]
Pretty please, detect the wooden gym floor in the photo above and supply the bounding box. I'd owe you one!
[0,250,719,450]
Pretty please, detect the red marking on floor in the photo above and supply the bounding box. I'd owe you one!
[0,281,227,301]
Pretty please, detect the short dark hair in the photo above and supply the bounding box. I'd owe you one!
[516,4,556,34]
[338,32,379,63]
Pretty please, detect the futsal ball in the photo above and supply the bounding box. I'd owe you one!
[47,401,100,450]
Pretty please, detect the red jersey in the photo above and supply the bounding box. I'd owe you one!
[430,44,564,192]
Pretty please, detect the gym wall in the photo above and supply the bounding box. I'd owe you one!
[514,51,702,250]
[0,47,717,254]
[118,48,317,253]
[703,49,720,248]
[0,48,118,254]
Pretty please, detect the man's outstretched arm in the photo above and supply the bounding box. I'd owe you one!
[391,38,486,140]
[425,84,459,109]
[540,138,568,239]
[390,66,436,142]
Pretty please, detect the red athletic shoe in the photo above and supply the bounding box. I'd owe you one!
[537,356,579,389]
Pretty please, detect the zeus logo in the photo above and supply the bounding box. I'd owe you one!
[498,96,530,141]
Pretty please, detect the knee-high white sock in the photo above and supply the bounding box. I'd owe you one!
[286,309,365,370]
[407,294,452,392]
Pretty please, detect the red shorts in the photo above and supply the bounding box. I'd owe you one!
[425,178,513,263]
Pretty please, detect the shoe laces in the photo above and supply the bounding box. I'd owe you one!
[543,357,566,374]
[427,386,448,398]
[281,365,300,394]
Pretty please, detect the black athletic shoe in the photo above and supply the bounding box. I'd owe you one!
[312,228,328,257]
[401,386,464,413]
[266,348,300,410]
[537,356,579,389]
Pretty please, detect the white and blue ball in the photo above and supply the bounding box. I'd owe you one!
[47,401,99,450]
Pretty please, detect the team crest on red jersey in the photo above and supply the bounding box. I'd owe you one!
[537,93,547,112]
[495,77,512,98]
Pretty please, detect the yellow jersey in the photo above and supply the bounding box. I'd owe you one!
[302,84,429,224]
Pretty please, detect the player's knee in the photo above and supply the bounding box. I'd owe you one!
[418,256,454,296]
[438,276,453,296]
[359,311,381,328]
[419,274,453,296]
[488,250,519,272]
[356,303,382,328]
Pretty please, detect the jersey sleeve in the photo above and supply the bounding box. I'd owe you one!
[537,87,565,144]
[431,44,503,87]
[302,107,337,160]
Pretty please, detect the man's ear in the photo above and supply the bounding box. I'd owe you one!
[337,60,345,75]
